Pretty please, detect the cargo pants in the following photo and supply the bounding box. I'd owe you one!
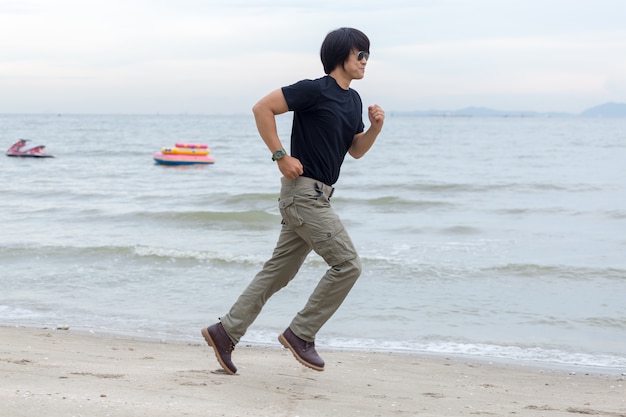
[220,176,362,343]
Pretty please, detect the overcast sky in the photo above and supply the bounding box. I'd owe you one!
[1,0,625,114]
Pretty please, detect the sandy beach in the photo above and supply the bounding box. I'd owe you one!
[1,326,624,417]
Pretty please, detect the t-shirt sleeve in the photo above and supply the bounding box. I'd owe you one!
[281,79,320,112]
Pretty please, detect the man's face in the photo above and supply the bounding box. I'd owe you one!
[343,49,369,80]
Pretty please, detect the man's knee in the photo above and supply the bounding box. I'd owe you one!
[334,256,362,280]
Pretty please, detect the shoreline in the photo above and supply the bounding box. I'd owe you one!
[4,322,624,375]
[2,325,625,416]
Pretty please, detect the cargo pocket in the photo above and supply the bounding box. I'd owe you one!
[310,219,356,266]
[279,196,303,227]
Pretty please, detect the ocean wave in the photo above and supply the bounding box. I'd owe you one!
[494,207,626,218]
[403,341,626,370]
[484,264,626,280]
[335,195,454,210]
[493,207,571,215]
[0,243,268,266]
[132,245,266,265]
[217,192,280,205]
[385,181,607,194]
[578,316,626,330]
[242,330,626,370]
[68,208,279,227]
[441,225,482,235]
[605,209,626,219]
[141,209,279,224]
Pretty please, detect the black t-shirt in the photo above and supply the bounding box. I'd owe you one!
[282,76,364,186]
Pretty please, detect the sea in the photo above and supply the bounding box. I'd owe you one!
[1,113,625,372]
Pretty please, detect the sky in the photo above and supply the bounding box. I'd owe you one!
[1,0,625,114]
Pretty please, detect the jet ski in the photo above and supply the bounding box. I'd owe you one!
[6,139,54,158]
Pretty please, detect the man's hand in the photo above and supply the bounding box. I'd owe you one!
[348,104,385,159]
[277,155,304,179]
[368,104,385,133]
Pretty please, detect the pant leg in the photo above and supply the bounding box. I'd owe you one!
[290,255,361,342]
[282,181,363,342]
[289,224,361,342]
[220,225,312,344]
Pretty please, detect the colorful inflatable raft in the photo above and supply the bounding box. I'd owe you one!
[153,143,215,165]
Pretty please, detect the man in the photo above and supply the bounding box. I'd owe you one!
[202,27,385,374]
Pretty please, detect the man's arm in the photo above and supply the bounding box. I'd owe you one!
[349,104,385,159]
[252,89,304,179]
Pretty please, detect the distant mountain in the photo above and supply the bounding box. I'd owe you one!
[394,102,626,118]
[579,102,626,118]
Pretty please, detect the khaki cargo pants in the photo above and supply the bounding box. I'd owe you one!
[220,176,362,343]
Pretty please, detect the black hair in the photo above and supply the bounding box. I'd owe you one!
[320,27,370,74]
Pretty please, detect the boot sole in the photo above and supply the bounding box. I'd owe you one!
[201,327,236,375]
[278,333,324,372]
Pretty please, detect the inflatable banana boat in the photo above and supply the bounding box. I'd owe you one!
[153,143,215,165]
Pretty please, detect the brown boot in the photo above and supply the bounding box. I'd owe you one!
[278,327,324,371]
[201,323,237,375]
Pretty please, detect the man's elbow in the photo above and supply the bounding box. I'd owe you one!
[348,148,364,159]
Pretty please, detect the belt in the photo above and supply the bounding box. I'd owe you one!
[281,176,335,198]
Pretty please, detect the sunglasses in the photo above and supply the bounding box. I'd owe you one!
[356,50,370,61]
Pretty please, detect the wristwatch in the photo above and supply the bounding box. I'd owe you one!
[271,148,287,161]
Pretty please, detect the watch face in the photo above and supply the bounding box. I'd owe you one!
[272,150,285,160]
